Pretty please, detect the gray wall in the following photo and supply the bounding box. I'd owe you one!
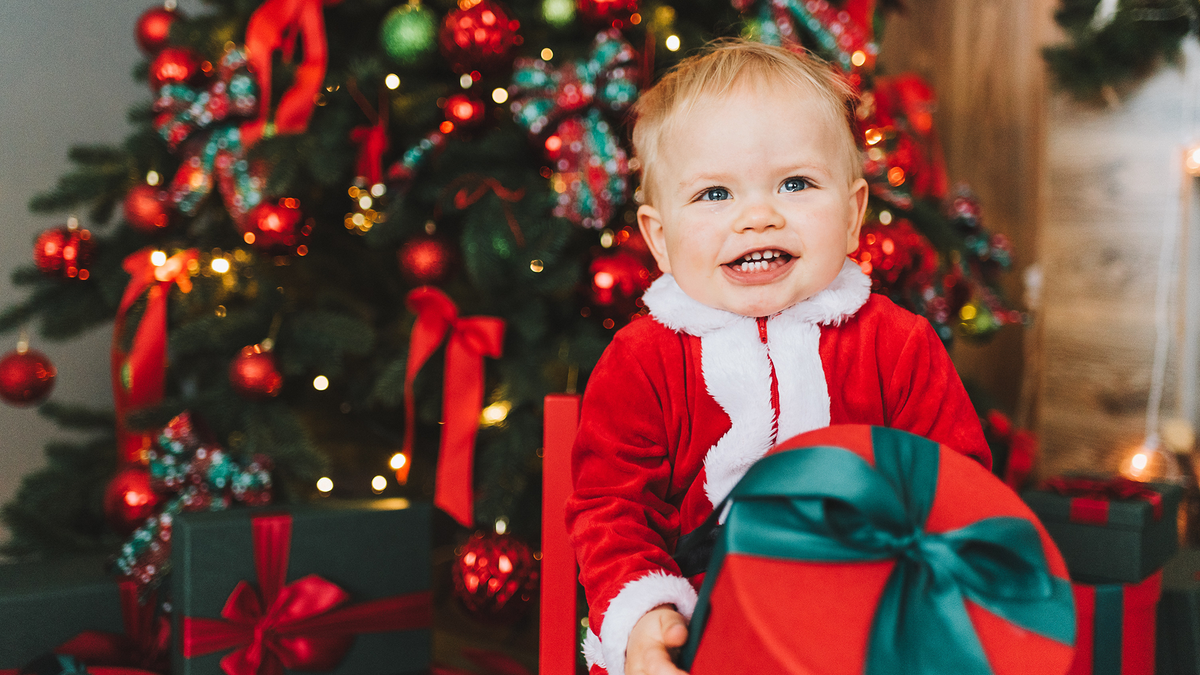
[0,0,201,544]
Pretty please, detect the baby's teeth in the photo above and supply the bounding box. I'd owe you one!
[741,262,750,271]
[751,252,762,260]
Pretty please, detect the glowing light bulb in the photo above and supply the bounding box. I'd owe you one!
[313,375,329,390]
[495,517,509,535]
[316,477,334,493]
[459,73,473,89]
[385,73,400,90]
[541,48,554,60]
[1186,145,1200,177]
[211,257,230,273]
[371,475,387,493]
[390,453,408,470]
[1132,452,1148,470]
[358,195,373,209]
[370,183,386,197]
[480,401,511,425]
[146,170,161,186]
[665,35,681,51]
[879,210,893,225]
[150,250,167,266]
[492,87,509,104]
[851,50,867,67]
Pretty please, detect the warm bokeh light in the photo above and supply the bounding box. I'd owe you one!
[211,257,230,273]
[313,375,329,390]
[1186,145,1200,176]
[459,73,473,89]
[541,47,554,60]
[146,170,161,186]
[390,453,408,470]
[385,73,401,90]
[851,50,867,67]
[317,477,334,492]
[665,35,681,51]
[372,475,387,493]
[480,400,512,425]
[492,87,509,104]
[150,250,167,267]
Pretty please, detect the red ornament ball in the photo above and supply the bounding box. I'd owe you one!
[445,93,487,129]
[104,466,161,535]
[589,250,651,307]
[230,345,283,399]
[135,5,181,54]
[0,349,56,406]
[398,233,456,285]
[33,226,94,280]
[452,531,539,620]
[149,46,202,90]
[576,0,639,25]
[850,219,936,293]
[243,200,303,251]
[123,184,172,234]
[439,0,521,74]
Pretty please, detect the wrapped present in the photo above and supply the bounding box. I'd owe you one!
[679,425,1077,675]
[170,499,432,675]
[0,556,123,669]
[1157,549,1200,675]
[1068,572,1161,675]
[1023,477,1183,583]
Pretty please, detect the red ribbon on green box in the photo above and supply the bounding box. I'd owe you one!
[1067,572,1161,675]
[1042,477,1164,525]
[181,513,432,675]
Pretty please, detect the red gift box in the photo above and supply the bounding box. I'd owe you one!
[1067,572,1161,675]
[682,425,1077,675]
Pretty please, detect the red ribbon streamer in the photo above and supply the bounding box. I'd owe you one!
[111,248,199,465]
[350,118,389,187]
[241,0,340,147]
[181,513,433,675]
[1042,476,1164,523]
[401,287,505,527]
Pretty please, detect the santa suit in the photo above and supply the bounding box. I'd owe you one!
[565,260,990,675]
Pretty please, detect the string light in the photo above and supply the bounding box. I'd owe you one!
[540,47,554,60]
[879,210,893,225]
[851,50,867,67]
[492,87,509,104]
[316,477,334,493]
[313,375,329,390]
[150,250,167,266]
[385,73,401,89]
[665,35,681,51]
[390,453,408,470]
[370,183,386,197]
[459,73,473,89]
[495,517,509,535]
[371,475,387,493]
[480,400,512,426]
[530,259,545,273]
[1186,145,1200,177]
[146,170,161,186]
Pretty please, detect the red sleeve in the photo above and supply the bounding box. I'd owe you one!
[882,313,992,469]
[564,326,687,636]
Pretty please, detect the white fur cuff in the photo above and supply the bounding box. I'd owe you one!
[592,571,699,675]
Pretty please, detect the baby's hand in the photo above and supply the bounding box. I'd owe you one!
[625,605,690,675]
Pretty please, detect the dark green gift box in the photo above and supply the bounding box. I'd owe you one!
[170,498,432,675]
[1022,480,1183,584]
[0,555,123,669]
[1157,549,1200,675]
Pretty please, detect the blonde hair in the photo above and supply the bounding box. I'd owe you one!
[630,39,861,205]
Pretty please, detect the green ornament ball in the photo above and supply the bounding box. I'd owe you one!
[542,0,575,27]
[381,3,438,64]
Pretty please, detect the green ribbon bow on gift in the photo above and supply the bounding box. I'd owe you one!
[680,426,1076,674]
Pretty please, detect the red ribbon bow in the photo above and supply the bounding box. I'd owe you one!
[45,581,170,672]
[111,248,199,465]
[1042,476,1164,524]
[241,0,340,147]
[400,287,505,527]
[182,513,432,675]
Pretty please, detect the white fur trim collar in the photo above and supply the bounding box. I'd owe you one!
[644,259,870,506]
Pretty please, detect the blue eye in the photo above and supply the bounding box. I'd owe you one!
[781,177,812,193]
[697,187,731,202]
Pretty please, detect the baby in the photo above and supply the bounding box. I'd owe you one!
[564,40,990,675]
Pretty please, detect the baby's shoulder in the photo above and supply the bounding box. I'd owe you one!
[839,293,924,332]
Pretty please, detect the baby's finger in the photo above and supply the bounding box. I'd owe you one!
[643,646,689,675]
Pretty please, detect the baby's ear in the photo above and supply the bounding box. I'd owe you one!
[638,204,673,275]
[844,178,869,255]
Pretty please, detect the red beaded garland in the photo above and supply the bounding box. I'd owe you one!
[0,349,56,406]
[33,226,94,280]
[438,0,521,74]
[445,93,487,128]
[242,201,303,251]
[149,46,202,90]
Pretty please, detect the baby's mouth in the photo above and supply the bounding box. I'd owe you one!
[725,249,794,273]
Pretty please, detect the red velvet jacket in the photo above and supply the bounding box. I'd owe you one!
[565,262,990,675]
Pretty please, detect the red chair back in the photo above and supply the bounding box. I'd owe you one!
[541,394,581,675]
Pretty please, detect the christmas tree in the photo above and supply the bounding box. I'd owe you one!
[0,0,1021,566]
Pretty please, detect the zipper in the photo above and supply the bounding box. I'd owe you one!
[757,316,780,446]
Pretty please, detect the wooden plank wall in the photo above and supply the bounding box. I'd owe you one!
[882,2,1200,477]
[878,0,1054,420]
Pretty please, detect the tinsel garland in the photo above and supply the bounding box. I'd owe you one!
[1044,0,1197,101]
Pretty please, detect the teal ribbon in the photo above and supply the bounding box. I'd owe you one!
[680,426,1075,673]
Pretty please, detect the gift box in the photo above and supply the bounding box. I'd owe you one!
[1156,549,1200,675]
[0,555,124,669]
[1022,478,1183,583]
[1067,571,1161,675]
[170,498,432,675]
[679,425,1077,675]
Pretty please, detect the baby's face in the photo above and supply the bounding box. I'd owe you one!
[637,82,868,317]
